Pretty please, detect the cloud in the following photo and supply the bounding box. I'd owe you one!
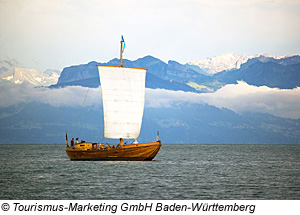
[0,84,101,108]
[1,81,300,119]
[145,81,300,119]
[201,81,300,119]
[145,88,204,108]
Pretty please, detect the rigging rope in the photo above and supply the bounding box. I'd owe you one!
[79,87,100,128]
[94,134,105,144]
[72,87,89,137]
[78,87,101,136]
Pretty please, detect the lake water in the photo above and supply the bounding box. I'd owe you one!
[0,144,299,199]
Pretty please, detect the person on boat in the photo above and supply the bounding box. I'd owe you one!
[75,138,79,145]
[70,138,74,148]
[65,132,69,147]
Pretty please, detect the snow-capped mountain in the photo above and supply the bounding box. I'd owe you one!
[187,52,288,75]
[0,68,59,86]
[43,69,61,77]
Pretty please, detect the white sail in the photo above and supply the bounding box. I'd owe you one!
[97,65,146,139]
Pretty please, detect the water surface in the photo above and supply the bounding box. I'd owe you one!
[0,144,299,199]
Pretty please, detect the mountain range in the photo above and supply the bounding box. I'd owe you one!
[214,55,300,89]
[53,54,300,91]
[0,53,300,144]
[187,52,288,75]
[0,68,60,86]
[2,53,299,91]
[53,56,210,92]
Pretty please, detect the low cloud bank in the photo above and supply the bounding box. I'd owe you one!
[0,83,101,108]
[1,81,300,119]
[146,81,300,119]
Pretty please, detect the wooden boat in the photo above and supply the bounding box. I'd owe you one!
[65,141,161,161]
[65,36,161,161]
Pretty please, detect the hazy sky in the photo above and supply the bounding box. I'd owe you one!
[1,0,300,72]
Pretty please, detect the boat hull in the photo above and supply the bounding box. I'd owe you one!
[65,141,161,161]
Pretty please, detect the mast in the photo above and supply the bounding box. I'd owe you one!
[120,36,124,145]
[120,37,123,67]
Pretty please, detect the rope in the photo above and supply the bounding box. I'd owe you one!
[78,87,101,136]
[72,87,89,137]
[95,135,105,144]
[98,137,105,143]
